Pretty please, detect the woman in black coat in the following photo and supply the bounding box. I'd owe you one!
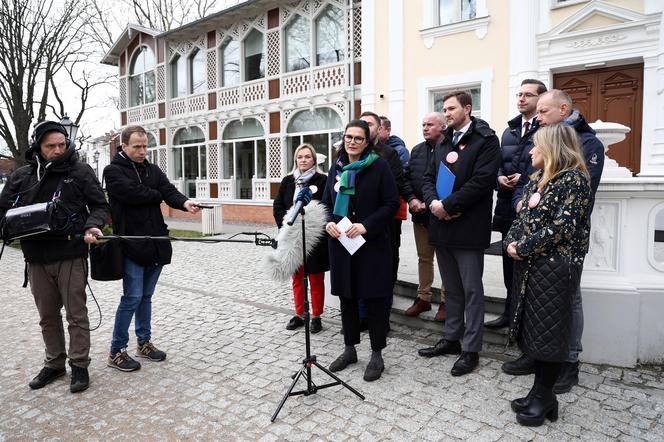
[322,119,399,382]
[505,124,592,427]
[273,143,328,333]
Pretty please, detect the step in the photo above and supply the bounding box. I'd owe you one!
[394,279,506,315]
[390,293,509,346]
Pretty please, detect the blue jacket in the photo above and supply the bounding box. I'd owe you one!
[492,115,538,232]
[386,135,409,171]
[512,110,604,212]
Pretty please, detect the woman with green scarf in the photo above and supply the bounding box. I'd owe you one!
[322,119,400,382]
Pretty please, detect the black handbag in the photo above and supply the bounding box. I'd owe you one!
[89,239,124,281]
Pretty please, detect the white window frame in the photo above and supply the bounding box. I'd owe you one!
[128,45,156,107]
[550,0,589,9]
[420,0,489,46]
[219,38,241,88]
[416,68,493,128]
[189,48,207,94]
[284,13,312,72]
[431,86,482,119]
[314,4,346,67]
[243,28,266,82]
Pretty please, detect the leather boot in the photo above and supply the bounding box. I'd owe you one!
[502,353,536,376]
[553,361,579,394]
[516,385,559,427]
[510,384,537,413]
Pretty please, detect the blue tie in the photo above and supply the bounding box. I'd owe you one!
[452,131,462,145]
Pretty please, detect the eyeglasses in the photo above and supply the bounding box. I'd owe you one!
[516,92,539,98]
[343,134,366,144]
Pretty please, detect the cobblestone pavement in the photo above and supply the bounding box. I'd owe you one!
[2,237,664,441]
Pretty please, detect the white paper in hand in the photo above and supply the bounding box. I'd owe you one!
[336,216,366,255]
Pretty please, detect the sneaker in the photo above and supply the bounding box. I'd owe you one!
[28,366,66,390]
[70,366,89,393]
[108,350,142,372]
[136,341,167,361]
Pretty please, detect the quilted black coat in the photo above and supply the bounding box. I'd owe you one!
[505,169,592,362]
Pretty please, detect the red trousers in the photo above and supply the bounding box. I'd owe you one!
[292,267,325,317]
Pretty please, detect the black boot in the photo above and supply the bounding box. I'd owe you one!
[510,384,536,413]
[553,361,579,394]
[516,385,559,426]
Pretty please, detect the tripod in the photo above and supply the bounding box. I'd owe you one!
[271,205,364,422]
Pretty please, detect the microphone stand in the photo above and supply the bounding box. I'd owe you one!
[271,203,364,422]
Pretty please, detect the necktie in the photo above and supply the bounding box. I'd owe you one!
[452,131,462,145]
[522,121,530,137]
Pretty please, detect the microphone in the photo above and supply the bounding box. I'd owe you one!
[286,185,317,226]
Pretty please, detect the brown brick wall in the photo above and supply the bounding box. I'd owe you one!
[160,202,273,225]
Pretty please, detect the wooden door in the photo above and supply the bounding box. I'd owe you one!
[554,64,643,174]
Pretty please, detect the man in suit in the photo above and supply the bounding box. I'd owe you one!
[417,91,500,376]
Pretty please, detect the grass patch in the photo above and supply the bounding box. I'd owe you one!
[168,229,205,238]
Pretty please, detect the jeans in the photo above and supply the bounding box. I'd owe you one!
[110,257,163,354]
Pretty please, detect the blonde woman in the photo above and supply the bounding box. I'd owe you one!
[505,124,592,426]
[273,144,328,333]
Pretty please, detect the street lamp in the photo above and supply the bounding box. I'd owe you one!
[59,113,79,147]
[93,149,100,177]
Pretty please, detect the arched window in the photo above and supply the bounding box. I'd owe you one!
[146,132,159,166]
[244,29,265,81]
[172,126,207,197]
[315,5,345,65]
[170,54,187,98]
[189,49,206,94]
[286,108,343,173]
[220,39,240,87]
[129,46,156,106]
[221,118,266,199]
[285,15,311,72]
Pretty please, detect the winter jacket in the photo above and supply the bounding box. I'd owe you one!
[506,169,591,362]
[0,145,108,263]
[492,116,539,232]
[422,117,501,249]
[273,172,329,274]
[322,154,399,300]
[512,111,605,212]
[103,151,188,267]
[386,135,409,170]
[374,141,415,202]
[406,139,438,226]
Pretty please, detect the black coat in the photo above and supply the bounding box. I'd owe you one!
[0,146,108,263]
[104,151,188,266]
[422,117,501,249]
[322,155,399,299]
[375,141,415,201]
[272,172,329,275]
[406,139,437,226]
[492,116,538,232]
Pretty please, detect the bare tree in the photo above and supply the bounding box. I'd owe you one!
[0,0,104,166]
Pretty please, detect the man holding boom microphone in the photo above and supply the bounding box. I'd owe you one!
[104,125,200,372]
[0,120,108,393]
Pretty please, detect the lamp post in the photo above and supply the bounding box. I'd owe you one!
[93,149,100,179]
[59,113,79,148]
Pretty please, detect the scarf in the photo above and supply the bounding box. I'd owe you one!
[333,151,380,217]
[292,167,316,203]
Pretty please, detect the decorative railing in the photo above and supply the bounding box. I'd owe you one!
[217,79,267,109]
[282,62,349,97]
[252,179,270,200]
[127,103,159,123]
[169,93,208,117]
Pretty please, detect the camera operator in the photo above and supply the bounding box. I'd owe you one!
[104,125,200,372]
[0,121,109,393]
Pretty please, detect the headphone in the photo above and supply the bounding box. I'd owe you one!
[30,121,71,153]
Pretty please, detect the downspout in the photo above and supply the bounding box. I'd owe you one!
[348,0,355,123]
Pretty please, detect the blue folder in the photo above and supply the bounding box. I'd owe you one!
[436,161,455,200]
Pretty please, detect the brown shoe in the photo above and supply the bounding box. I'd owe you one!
[405,298,431,317]
[434,303,447,322]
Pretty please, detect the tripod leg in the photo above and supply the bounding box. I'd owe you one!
[271,365,306,422]
[312,360,365,400]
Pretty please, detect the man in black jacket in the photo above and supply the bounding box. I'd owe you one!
[417,91,500,377]
[404,112,447,321]
[0,121,109,393]
[502,90,605,393]
[104,125,200,372]
[485,79,546,330]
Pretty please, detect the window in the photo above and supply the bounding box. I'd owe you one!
[438,0,476,25]
[189,49,207,94]
[170,54,187,98]
[220,39,240,87]
[172,127,207,197]
[432,87,481,118]
[146,133,159,166]
[221,119,266,199]
[286,108,343,173]
[285,15,311,72]
[244,29,265,81]
[315,5,345,65]
[128,46,156,107]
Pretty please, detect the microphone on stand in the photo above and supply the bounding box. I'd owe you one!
[286,185,317,226]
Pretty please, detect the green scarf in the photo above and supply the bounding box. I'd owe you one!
[333,151,380,217]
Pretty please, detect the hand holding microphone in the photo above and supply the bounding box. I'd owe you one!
[286,185,317,226]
